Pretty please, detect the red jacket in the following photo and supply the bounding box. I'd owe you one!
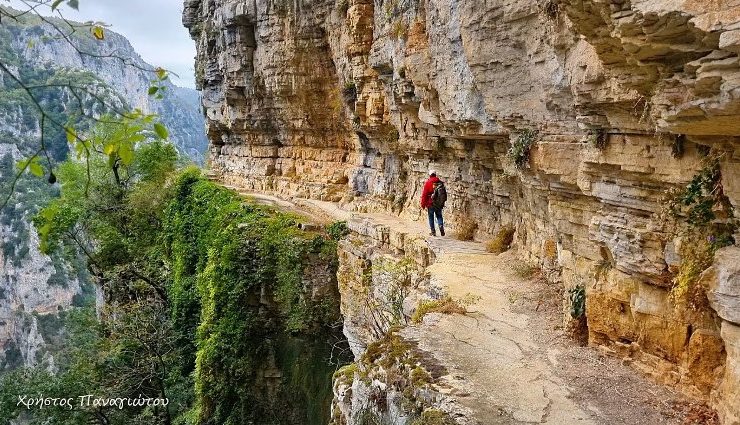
[421,176,440,208]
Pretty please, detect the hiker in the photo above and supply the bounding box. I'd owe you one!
[421,170,447,237]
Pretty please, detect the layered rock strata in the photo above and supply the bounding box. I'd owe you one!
[185,0,740,422]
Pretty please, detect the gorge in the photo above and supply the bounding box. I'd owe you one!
[2,0,740,423]
[0,6,208,373]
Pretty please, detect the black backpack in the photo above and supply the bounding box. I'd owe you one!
[431,181,447,208]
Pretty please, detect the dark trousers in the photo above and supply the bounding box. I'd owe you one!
[427,206,444,233]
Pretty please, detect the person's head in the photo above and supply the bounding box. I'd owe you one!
[429,169,437,178]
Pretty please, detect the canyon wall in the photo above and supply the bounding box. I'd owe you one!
[184,0,740,422]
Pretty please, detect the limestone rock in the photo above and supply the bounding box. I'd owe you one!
[706,246,740,326]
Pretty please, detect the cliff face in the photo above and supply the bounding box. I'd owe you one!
[0,143,89,371]
[184,0,740,422]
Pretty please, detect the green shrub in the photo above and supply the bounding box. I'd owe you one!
[411,296,466,324]
[327,220,350,241]
[507,128,538,169]
[589,128,608,150]
[672,134,685,159]
[336,0,349,15]
[342,81,357,104]
[512,263,540,279]
[411,409,455,425]
[569,285,585,318]
[664,152,737,308]
[455,216,477,241]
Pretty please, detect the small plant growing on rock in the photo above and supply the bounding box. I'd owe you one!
[357,408,382,425]
[382,126,400,144]
[568,284,586,319]
[661,150,737,309]
[410,409,455,425]
[672,233,716,310]
[390,19,408,40]
[672,134,686,159]
[666,153,734,230]
[542,0,560,20]
[588,128,608,150]
[336,0,349,15]
[410,296,467,323]
[384,0,401,20]
[512,263,540,279]
[485,225,515,253]
[507,128,538,169]
[333,362,358,387]
[361,257,421,335]
[327,220,350,241]
[342,81,357,105]
[567,284,588,346]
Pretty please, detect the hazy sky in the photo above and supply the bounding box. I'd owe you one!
[6,0,197,88]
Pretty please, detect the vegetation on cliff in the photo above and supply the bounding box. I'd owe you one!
[0,117,347,424]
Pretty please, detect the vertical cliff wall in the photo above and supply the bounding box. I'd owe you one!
[184,0,740,422]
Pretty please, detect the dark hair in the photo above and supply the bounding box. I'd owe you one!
[430,173,437,177]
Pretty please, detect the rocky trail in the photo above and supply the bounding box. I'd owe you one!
[232,188,713,425]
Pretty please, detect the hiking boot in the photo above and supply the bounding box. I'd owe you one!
[439,226,445,236]
[429,232,436,237]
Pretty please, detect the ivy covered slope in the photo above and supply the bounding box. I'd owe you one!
[165,172,347,425]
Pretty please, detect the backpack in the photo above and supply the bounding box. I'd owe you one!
[431,181,447,208]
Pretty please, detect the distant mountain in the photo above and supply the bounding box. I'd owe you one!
[0,6,206,371]
[0,6,208,161]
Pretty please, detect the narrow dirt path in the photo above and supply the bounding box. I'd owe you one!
[231,189,710,424]
[406,250,699,424]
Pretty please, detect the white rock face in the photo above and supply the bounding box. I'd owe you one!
[707,246,740,326]
[0,144,82,369]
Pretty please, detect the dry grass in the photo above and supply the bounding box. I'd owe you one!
[512,263,540,279]
[485,225,514,253]
[455,216,477,241]
[411,296,467,323]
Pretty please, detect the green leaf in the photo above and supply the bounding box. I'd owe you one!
[65,128,77,144]
[91,26,105,40]
[148,86,159,96]
[118,143,134,165]
[155,68,168,81]
[51,0,64,10]
[153,123,169,140]
[67,0,79,10]
[103,143,116,156]
[29,161,44,177]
